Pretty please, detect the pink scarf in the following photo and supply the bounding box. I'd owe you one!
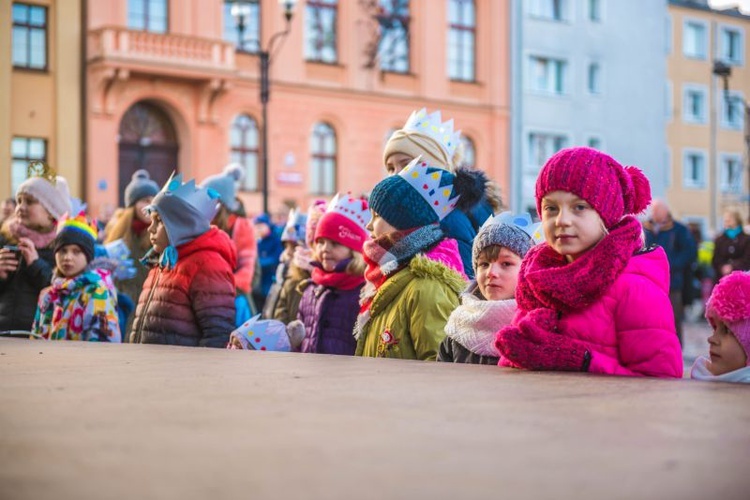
[311,264,365,291]
[8,218,57,249]
[515,216,644,314]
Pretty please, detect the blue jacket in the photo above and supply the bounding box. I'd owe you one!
[256,232,283,297]
[644,219,697,291]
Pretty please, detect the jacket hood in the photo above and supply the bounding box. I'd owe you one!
[423,238,468,279]
[409,253,467,296]
[483,178,504,214]
[178,226,237,270]
[627,246,670,294]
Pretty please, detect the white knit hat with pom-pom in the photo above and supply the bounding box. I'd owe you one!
[200,163,245,213]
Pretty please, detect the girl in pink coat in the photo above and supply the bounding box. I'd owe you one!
[495,147,683,377]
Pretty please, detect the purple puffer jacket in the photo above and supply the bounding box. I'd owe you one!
[297,281,362,355]
[502,246,683,377]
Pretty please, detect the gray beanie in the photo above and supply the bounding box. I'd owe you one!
[125,169,160,207]
[472,211,540,268]
[199,163,244,213]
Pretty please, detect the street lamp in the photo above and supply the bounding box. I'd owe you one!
[713,60,750,218]
[232,0,297,216]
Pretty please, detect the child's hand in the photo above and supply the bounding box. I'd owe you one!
[17,237,39,266]
[0,247,20,279]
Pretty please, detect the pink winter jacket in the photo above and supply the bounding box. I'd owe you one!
[504,247,683,378]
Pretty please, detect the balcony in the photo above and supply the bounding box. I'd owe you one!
[88,26,236,81]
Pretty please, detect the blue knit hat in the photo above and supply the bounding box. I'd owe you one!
[124,169,160,207]
[200,163,244,213]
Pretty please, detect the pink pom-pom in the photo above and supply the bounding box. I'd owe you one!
[708,272,750,324]
[624,166,651,215]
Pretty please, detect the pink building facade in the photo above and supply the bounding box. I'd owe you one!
[85,0,510,219]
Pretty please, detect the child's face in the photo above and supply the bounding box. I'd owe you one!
[315,237,352,272]
[366,211,396,238]
[707,318,748,375]
[385,153,414,176]
[15,193,54,230]
[476,246,522,301]
[540,191,606,262]
[148,212,170,254]
[55,244,88,278]
[255,222,271,238]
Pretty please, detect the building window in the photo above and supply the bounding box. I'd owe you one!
[224,0,261,53]
[128,0,167,33]
[310,123,336,195]
[720,154,743,194]
[11,137,47,195]
[12,3,47,70]
[683,150,706,189]
[528,0,568,22]
[666,15,672,54]
[720,26,744,66]
[587,136,602,150]
[666,81,673,120]
[230,114,260,191]
[529,56,567,95]
[305,0,337,63]
[528,132,567,167]
[588,0,601,22]
[460,136,476,168]
[587,62,601,94]
[378,0,410,73]
[683,85,707,124]
[665,147,672,188]
[721,92,746,130]
[447,0,476,82]
[683,20,707,59]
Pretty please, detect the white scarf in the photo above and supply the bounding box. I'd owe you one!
[690,356,750,384]
[444,284,517,357]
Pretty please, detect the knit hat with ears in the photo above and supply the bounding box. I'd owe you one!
[305,199,328,248]
[124,169,160,208]
[369,157,485,231]
[706,271,750,366]
[16,161,72,222]
[535,147,652,229]
[314,194,371,252]
[200,163,244,213]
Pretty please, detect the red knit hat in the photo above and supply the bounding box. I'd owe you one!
[535,147,652,228]
[314,194,371,252]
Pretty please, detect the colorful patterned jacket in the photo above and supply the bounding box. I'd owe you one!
[32,268,121,342]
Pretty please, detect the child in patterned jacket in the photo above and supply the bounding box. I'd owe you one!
[32,213,121,341]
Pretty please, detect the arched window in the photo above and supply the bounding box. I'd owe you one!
[310,122,337,194]
[460,135,476,168]
[230,114,259,191]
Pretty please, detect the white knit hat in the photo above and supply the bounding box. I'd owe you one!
[16,163,72,222]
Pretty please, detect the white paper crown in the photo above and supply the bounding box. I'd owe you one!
[231,314,291,352]
[155,172,220,222]
[399,157,460,221]
[326,193,372,231]
[480,211,545,245]
[402,108,462,160]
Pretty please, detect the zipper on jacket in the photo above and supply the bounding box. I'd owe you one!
[133,268,162,343]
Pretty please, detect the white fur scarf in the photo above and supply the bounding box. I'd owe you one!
[444,291,517,357]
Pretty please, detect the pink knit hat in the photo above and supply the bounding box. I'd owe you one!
[535,147,652,228]
[314,194,371,252]
[706,271,750,365]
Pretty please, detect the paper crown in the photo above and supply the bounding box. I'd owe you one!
[399,157,460,221]
[326,193,372,231]
[232,315,291,352]
[281,207,307,243]
[479,211,544,245]
[57,211,98,241]
[402,108,462,160]
[151,172,220,223]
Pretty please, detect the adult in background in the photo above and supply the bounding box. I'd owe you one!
[253,213,283,313]
[712,209,750,283]
[0,198,16,225]
[643,199,697,344]
[383,108,503,278]
[103,169,160,336]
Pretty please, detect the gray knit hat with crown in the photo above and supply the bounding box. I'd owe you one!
[472,211,541,268]
[125,169,160,207]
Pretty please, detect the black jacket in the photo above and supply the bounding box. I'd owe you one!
[438,336,499,365]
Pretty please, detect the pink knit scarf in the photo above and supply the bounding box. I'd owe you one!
[8,219,57,249]
[515,216,644,313]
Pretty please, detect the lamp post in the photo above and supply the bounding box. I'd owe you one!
[713,60,750,219]
[232,0,297,216]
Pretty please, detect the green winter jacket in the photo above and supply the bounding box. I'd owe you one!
[355,254,465,360]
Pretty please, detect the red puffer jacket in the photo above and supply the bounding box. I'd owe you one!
[130,227,237,347]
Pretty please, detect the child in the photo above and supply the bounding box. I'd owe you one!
[32,213,121,342]
[0,161,72,332]
[262,207,307,320]
[691,271,750,383]
[494,147,683,377]
[383,108,502,277]
[439,212,539,365]
[355,158,481,360]
[289,194,370,355]
[129,174,236,347]
[201,164,258,325]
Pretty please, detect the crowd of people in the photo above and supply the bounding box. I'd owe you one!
[1,108,749,384]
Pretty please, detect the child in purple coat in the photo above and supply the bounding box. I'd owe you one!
[288,194,371,355]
